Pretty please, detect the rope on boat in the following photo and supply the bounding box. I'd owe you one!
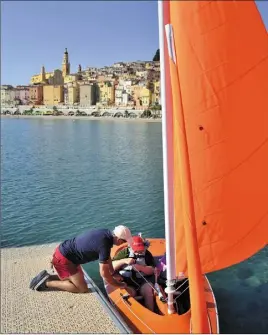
[110,269,190,333]
[111,267,190,312]
[132,265,160,294]
[111,295,124,307]
[132,265,189,303]
[121,297,156,334]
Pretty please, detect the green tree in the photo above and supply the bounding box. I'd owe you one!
[153,49,160,61]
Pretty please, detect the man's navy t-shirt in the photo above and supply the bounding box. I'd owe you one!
[59,228,114,264]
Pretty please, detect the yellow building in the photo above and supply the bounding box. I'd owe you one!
[121,73,136,80]
[31,66,52,85]
[64,74,79,84]
[152,81,160,105]
[140,87,152,107]
[43,85,64,106]
[132,85,142,108]
[145,62,154,70]
[30,67,63,85]
[64,64,82,84]
[30,48,70,85]
[64,83,79,105]
[97,81,115,105]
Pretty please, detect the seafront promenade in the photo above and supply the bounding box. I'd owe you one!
[2,114,161,122]
[1,243,129,334]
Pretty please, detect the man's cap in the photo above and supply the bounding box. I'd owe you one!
[113,225,132,243]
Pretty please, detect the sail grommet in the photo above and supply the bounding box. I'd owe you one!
[202,221,207,226]
[199,126,204,131]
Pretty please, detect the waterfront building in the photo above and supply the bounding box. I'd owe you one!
[122,92,129,106]
[140,87,152,107]
[29,85,43,105]
[1,85,15,106]
[64,82,79,105]
[79,83,96,107]
[132,85,142,108]
[152,81,160,105]
[43,85,63,106]
[115,84,123,106]
[97,81,115,106]
[15,86,30,105]
[122,80,132,95]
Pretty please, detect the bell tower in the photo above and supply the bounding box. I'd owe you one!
[41,65,46,82]
[62,48,70,77]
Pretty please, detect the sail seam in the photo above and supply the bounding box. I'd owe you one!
[186,32,268,113]
[220,209,268,256]
[216,54,268,93]
[200,137,268,193]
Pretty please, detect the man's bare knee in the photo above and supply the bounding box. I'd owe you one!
[77,287,89,293]
[68,272,88,293]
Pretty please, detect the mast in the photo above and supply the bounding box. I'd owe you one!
[157,0,176,314]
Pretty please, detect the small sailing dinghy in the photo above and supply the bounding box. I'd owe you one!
[105,1,268,333]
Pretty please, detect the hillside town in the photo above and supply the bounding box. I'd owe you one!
[1,48,161,117]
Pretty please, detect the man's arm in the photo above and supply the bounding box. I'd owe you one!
[112,247,136,271]
[113,257,135,271]
[99,244,128,287]
[99,262,126,288]
[106,257,115,275]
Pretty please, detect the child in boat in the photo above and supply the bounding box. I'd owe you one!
[112,235,156,311]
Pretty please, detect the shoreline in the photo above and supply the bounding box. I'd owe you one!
[1,114,162,123]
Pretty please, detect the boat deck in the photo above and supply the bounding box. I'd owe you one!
[1,243,130,334]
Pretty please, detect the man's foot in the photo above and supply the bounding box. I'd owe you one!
[29,270,50,291]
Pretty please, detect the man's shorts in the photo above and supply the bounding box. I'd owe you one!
[52,246,83,280]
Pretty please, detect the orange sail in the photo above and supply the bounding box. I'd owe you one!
[163,1,210,332]
[166,1,268,276]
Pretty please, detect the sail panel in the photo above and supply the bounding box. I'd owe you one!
[169,1,268,274]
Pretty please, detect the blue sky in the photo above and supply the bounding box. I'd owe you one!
[2,1,268,86]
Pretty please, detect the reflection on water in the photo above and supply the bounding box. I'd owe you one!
[1,118,267,333]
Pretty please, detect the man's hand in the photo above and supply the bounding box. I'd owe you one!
[113,273,124,282]
[119,282,127,289]
[126,258,136,265]
[119,283,135,297]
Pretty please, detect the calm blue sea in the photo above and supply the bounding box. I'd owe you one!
[1,117,267,333]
